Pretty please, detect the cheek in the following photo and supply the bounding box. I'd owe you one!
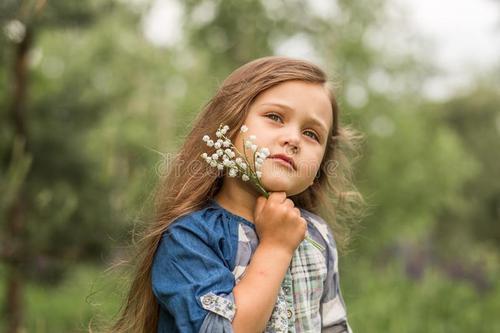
[233,132,256,164]
[297,151,324,176]
[233,130,251,149]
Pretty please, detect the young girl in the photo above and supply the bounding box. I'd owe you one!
[112,56,363,332]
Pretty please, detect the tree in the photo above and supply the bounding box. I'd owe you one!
[0,1,138,331]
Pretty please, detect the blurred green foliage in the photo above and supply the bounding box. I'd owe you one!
[0,259,499,332]
[1,0,499,331]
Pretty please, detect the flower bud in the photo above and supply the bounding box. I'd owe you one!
[260,148,270,157]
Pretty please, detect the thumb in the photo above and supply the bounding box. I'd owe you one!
[254,196,267,220]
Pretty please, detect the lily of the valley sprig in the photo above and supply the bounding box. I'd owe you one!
[201,124,270,198]
[201,124,324,251]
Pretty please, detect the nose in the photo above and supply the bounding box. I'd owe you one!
[280,128,301,155]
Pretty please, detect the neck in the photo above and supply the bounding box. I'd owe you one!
[213,176,260,223]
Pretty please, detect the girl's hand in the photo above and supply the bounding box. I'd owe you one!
[253,192,307,255]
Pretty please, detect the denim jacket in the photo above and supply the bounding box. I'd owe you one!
[151,198,352,333]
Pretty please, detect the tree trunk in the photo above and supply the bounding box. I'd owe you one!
[5,199,24,333]
[3,23,32,333]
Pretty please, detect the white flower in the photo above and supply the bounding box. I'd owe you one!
[260,148,270,157]
[202,124,272,197]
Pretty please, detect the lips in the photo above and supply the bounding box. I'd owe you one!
[269,154,296,170]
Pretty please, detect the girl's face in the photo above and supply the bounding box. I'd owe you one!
[233,80,333,196]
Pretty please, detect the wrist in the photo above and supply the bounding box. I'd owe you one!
[258,240,295,259]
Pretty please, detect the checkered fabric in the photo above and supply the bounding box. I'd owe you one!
[230,209,353,333]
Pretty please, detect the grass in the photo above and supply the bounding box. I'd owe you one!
[0,264,126,333]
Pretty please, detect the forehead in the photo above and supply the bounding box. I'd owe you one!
[250,80,333,132]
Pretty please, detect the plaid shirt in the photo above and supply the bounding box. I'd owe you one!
[152,199,352,333]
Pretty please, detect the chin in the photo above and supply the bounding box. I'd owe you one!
[261,177,302,196]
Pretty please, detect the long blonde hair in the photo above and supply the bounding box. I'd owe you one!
[109,56,364,332]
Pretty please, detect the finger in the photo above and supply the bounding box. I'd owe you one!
[283,198,295,209]
[301,217,307,226]
[300,218,308,236]
[270,191,287,204]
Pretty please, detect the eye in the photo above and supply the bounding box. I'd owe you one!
[304,130,320,142]
[265,113,283,123]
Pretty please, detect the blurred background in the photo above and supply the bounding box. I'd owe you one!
[1,0,499,332]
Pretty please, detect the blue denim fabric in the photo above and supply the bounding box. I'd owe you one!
[151,202,241,332]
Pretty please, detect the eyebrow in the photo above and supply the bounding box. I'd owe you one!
[259,102,330,135]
